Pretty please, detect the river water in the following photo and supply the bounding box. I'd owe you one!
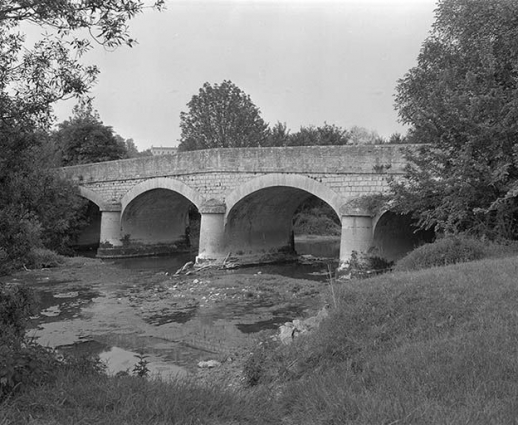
[18,237,339,380]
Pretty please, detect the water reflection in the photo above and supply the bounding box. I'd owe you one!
[26,237,337,379]
[58,339,187,379]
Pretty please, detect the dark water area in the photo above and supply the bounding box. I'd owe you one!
[111,252,196,274]
[111,252,337,283]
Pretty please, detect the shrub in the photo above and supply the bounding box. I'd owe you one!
[0,284,35,340]
[293,208,341,236]
[25,248,64,269]
[339,250,394,279]
[394,235,488,272]
[0,339,61,400]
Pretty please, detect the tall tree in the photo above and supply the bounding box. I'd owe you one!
[392,0,518,239]
[178,80,269,151]
[54,102,127,165]
[0,1,162,272]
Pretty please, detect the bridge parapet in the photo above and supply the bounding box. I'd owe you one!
[61,145,408,183]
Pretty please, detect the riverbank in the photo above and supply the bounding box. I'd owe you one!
[3,255,518,424]
[6,255,330,384]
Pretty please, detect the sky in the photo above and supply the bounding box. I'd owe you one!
[50,0,438,151]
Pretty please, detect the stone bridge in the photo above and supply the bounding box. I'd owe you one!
[61,145,429,264]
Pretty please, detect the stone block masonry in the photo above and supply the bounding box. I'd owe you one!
[61,145,411,264]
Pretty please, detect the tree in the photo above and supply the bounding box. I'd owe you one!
[349,126,385,145]
[178,80,269,151]
[0,1,163,272]
[264,122,291,147]
[392,0,518,239]
[288,123,350,147]
[54,102,127,165]
[121,137,153,158]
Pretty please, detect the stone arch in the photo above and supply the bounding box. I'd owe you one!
[225,173,343,221]
[78,186,106,210]
[121,177,203,217]
[119,177,204,254]
[223,173,343,258]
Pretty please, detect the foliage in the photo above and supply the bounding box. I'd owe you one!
[292,197,341,236]
[178,80,269,151]
[54,102,128,165]
[0,338,62,401]
[287,123,351,147]
[0,1,164,131]
[0,136,88,274]
[348,125,385,145]
[264,121,291,146]
[0,1,160,271]
[392,0,518,239]
[339,250,394,279]
[0,283,54,400]
[264,122,351,147]
[132,352,150,378]
[25,248,64,270]
[0,284,35,341]
[394,235,500,272]
[123,137,152,158]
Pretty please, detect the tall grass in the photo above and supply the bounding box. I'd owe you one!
[271,256,518,424]
[0,371,278,425]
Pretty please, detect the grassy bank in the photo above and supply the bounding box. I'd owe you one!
[2,255,518,424]
[268,255,518,424]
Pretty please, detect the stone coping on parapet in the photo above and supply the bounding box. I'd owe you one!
[59,145,413,183]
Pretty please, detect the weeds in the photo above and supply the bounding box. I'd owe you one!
[132,352,150,378]
[340,250,394,279]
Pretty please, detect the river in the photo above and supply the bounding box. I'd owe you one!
[10,238,339,380]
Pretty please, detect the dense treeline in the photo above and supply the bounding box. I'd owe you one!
[178,80,405,151]
[0,1,161,273]
[391,0,518,240]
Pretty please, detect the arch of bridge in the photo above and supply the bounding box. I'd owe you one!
[224,173,344,221]
[120,177,204,217]
[79,186,107,210]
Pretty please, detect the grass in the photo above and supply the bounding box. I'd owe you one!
[0,372,278,425]
[3,255,518,424]
[270,255,518,424]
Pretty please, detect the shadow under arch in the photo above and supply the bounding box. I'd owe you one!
[75,187,105,253]
[223,173,343,258]
[372,210,435,262]
[121,177,203,217]
[119,177,203,254]
[225,173,343,222]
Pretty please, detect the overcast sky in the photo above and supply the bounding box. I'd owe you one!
[51,0,438,151]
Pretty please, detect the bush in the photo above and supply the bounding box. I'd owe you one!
[293,208,341,236]
[26,248,64,269]
[394,235,488,272]
[339,250,394,279]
